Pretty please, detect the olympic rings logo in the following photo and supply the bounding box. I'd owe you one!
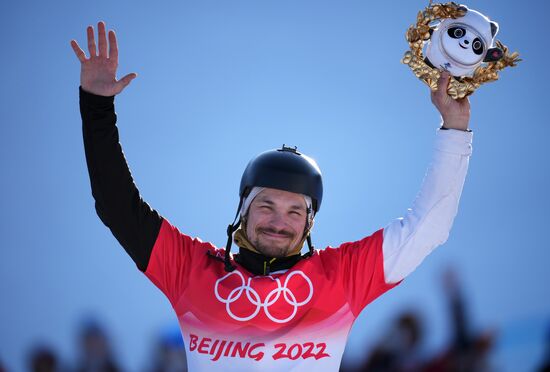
[214,270,314,324]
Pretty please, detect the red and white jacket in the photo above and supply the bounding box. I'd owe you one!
[80,88,473,371]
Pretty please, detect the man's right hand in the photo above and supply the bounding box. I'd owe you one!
[71,21,137,97]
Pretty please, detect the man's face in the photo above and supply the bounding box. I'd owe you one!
[245,188,308,258]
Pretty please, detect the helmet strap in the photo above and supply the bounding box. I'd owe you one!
[224,196,244,272]
[303,234,314,259]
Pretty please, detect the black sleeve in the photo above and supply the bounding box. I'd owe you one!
[80,87,163,271]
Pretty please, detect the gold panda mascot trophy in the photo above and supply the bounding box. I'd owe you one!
[402,2,520,99]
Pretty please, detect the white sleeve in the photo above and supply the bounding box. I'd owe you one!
[382,128,473,284]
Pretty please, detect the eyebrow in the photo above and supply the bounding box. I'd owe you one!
[256,197,306,211]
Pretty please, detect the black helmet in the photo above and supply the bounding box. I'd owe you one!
[219,145,323,273]
[239,145,323,213]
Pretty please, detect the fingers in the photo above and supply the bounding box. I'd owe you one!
[115,73,138,93]
[120,73,137,85]
[108,30,118,61]
[98,21,108,57]
[70,40,87,63]
[84,22,114,59]
[86,25,97,57]
[436,71,450,98]
[431,71,451,106]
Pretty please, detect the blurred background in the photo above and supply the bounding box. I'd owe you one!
[0,0,548,371]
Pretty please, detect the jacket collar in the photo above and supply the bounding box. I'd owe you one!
[234,247,302,276]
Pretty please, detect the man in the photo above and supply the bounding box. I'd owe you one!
[71,21,472,371]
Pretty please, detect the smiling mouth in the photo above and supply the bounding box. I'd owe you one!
[260,230,293,240]
[263,232,289,239]
[459,44,467,49]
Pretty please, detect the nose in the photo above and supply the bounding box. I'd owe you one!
[268,212,288,230]
[464,39,469,45]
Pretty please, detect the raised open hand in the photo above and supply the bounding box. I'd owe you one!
[71,21,137,97]
[431,72,471,131]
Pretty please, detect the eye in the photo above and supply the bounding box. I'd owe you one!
[447,27,465,39]
[472,38,484,55]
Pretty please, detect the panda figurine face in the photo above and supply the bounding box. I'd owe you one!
[443,25,485,65]
[425,6,503,77]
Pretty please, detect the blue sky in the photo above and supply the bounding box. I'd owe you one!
[1,0,548,370]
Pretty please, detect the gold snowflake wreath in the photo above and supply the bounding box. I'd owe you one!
[401,2,521,99]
